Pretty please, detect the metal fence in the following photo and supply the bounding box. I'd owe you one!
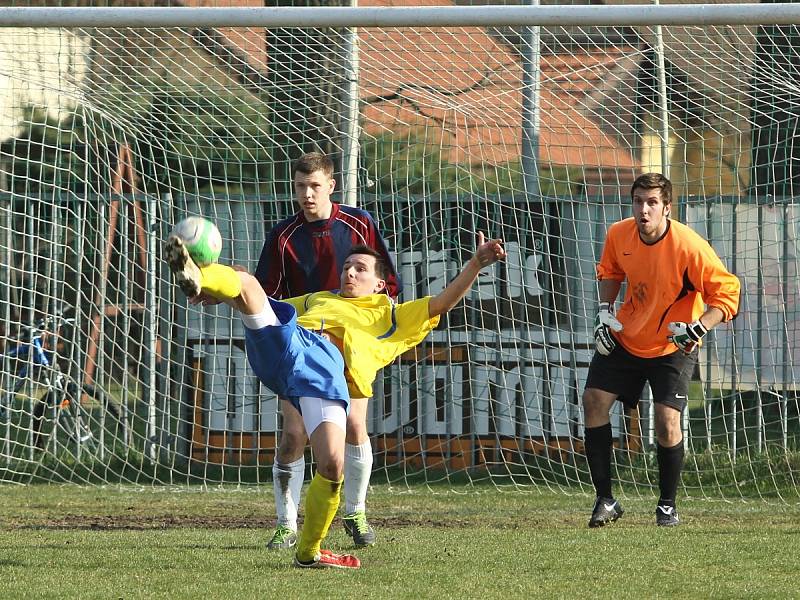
[1,193,797,465]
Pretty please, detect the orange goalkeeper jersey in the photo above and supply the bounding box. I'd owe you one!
[597,217,740,358]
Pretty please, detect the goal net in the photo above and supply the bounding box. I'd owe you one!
[0,3,798,501]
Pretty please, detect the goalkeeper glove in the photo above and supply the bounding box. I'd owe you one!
[594,302,623,356]
[667,319,708,354]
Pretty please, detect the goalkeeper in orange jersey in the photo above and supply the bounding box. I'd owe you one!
[583,172,740,528]
[165,230,506,569]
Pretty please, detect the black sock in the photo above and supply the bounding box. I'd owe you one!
[585,423,613,499]
[657,440,685,507]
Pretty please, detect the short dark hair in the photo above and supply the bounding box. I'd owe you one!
[347,244,388,280]
[293,152,334,178]
[631,172,673,206]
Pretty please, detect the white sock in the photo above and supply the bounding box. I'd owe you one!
[344,440,373,515]
[273,455,305,530]
[241,297,279,329]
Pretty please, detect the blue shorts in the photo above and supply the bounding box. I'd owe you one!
[244,298,350,412]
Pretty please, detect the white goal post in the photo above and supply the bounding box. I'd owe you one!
[0,3,798,502]
[2,5,800,27]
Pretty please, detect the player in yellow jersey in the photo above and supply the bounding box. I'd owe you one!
[165,230,506,569]
[583,172,740,528]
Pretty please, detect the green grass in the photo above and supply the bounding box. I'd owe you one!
[0,485,798,599]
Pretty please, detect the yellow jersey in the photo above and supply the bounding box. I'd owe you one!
[597,218,740,358]
[284,292,440,398]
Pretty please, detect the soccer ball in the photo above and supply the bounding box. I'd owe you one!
[171,216,222,266]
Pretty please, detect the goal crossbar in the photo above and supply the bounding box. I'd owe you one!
[1,4,800,28]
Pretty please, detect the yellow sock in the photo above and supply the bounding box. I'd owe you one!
[296,473,342,562]
[199,264,242,300]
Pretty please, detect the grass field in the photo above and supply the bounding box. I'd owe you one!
[0,485,798,599]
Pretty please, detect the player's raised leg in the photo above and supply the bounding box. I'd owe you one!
[166,224,359,568]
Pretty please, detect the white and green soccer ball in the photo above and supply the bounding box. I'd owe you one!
[171,216,222,266]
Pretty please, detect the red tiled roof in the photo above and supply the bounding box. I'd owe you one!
[358,0,639,171]
[183,0,640,173]
[183,0,267,66]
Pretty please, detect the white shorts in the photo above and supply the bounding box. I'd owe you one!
[298,397,347,436]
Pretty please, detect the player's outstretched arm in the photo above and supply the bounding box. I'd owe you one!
[428,231,506,318]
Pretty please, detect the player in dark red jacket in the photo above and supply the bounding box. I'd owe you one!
[255,152,400,551]
[255,201,400,299]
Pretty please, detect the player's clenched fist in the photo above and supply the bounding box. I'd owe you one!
[594,302,623,356]
[474,231,506,267]
[667,320,707,354]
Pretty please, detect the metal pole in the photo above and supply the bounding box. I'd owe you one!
[782,203,790,449]
[25,200,35,461]
[4,6,800,29]
[51,197,66,452]
[0,194,9,463]
[730,203,739,460]
[342,0,360,207]
[521,0,541,201]
[653,0,671,178]
[73,198,88,457]
[95,199,108,460]
[145,194,158,464]
[120,198,131,454]
[705,201,713,451]
[755,203,764,452]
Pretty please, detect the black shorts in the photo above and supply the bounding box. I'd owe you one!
[584,343,697,411]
